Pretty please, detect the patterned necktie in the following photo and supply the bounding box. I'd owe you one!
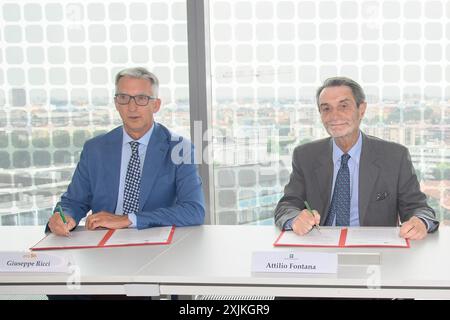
[123,141,141,215]
[325,153,351,226]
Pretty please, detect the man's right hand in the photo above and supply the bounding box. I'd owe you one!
[292,209,321,236]
[48,212,76,237]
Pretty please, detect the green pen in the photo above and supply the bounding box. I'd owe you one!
[57,205,67,224]
[304,201,321,232]
[56,204,71,236]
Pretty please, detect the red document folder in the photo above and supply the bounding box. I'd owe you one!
[274,227,410,248]
[31,226,175,251]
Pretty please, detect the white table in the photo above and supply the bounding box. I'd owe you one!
[1,225,450,298]
[0,226,195,296]
[134,225,450,299]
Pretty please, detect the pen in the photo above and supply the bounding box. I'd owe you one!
[57,205,66,224]
[304,201,321,232]
[56,204,71,236]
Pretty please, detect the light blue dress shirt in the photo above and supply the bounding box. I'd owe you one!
[328,131,362,226]
[115,125,155,227]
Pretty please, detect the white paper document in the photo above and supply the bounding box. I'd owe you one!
[104,227,174,246]
[31,226,175,251]
[276,228,342,247]
[345,227,407,247]
[275,227,409,248]
[32,229,109,250]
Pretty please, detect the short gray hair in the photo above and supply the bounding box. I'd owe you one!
[115,67,159,97]
[316,77,366,108]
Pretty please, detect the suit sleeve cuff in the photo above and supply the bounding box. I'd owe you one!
[415,215,438,233]
[283,218,295,230]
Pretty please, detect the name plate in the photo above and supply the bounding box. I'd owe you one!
[0,251,70,273]
[252,251,338,274]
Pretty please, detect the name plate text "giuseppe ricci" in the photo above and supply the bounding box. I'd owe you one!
[0,251,70,273]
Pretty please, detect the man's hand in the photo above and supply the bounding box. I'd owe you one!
[292,209,321,236]
[48,212,76,237]
[85,211,132,230]
[399,216,428,240]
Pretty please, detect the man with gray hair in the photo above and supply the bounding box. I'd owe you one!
[275,77,438,240]
[48,67,205,235]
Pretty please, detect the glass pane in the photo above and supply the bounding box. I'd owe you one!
[209,0,450,225]
[0,0,189,225]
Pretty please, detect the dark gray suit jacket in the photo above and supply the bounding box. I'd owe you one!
[274,133,439,231]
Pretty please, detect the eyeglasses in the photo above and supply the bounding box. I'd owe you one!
[114,93,156,106]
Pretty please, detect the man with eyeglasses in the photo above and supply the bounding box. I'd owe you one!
[47,67,205,235]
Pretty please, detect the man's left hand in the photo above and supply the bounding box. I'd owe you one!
[85,211,132,230]
[399,216,427,240]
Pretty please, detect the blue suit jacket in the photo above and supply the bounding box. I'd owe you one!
[58,123,205,229]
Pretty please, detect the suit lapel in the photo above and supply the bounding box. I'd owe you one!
[139,124,170,211]
[314,139,334,224]
[104,127,123,212]
[358,133,381,225]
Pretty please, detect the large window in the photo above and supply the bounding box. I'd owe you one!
[209,0,450,225]
[2,0,449,227]
[0,1,189,225]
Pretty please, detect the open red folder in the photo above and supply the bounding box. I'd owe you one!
[274,227,410,248]
[31,226,175,251]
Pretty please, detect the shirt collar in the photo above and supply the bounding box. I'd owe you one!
[122,123,155,147]
[332,131,362,165]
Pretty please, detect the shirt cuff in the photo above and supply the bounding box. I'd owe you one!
[415,214,438,233]
[283,218,295,230]
[127,213,137,228]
